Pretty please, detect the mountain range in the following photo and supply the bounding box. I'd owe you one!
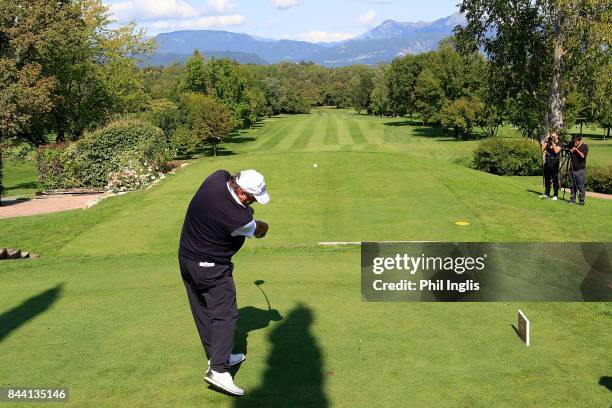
[144,12,466,68]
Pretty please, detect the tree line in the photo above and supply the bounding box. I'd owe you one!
[1,0,152,200]
[1,0,610,199]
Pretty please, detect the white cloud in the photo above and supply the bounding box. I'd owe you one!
[149,14,246,31]
[358,9,376,26]
[292,31,356,43]
[207,0,234,13]
[270,0,300,10]
[109,0,202,22]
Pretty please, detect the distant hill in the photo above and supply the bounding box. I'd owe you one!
[147,12,466,68]
[142,51,269,66]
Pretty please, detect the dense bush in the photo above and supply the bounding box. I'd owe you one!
[37,144,71,189]
[144,99,182,141]
[37,119,171,190]
[280,90,311,114]
[171,127,200,158]
[439,96,484,139]
[473,138,542,176]
[586,167,612,194]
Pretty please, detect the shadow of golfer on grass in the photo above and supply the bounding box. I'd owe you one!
[233,280,283,359]
[233,306,283,357]
[0,284,63,343]
[599,376,612,392]
[234,303,328,408]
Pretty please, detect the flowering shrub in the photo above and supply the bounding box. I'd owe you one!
[37,119,171,190]
[106,153,163,193]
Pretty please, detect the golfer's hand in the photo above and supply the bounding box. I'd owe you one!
[254,220,269,238]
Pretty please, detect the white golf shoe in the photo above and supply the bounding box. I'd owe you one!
[552,196,558,201]
[539,194,548,199]
[205,369,245,396]
[229,353,246,366]
[208,353,246,367]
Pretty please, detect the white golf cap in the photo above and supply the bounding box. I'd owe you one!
[236,170,270,204]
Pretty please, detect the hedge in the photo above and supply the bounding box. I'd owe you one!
[586,167,612,194]
[37,119,170,190]
[473,138,542,176]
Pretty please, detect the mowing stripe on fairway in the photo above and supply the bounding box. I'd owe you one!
[336,114,354,145]
[382,124,395,144]
[346,116,368,144]
[257,117,300,151]
[290,116,317,150]
[305,114,326,151]
[324,114,339,145]
[248,117,288,151]
[275,114,311,151]
[355,117,379,144]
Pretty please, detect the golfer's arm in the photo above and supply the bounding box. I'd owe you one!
[231,220,257,238]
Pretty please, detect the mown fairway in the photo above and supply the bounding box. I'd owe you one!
[1,108,610,407]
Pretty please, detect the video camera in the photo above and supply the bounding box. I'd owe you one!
[561,140,574,153]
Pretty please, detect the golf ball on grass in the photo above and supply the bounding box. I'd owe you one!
[313,163,318,168]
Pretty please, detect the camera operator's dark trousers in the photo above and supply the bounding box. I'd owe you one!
[543,160,560,197]
[570,169,586,204]
[179,256,238,373]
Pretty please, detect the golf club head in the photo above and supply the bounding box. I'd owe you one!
[254,280,265,286]
[268,309,283,321]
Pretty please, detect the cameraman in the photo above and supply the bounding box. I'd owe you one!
[540,131,561,200]
[569,135,588,205]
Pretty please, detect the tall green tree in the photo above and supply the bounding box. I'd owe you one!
[414,69,445,125]
[261,77,282,117]
[440,96,485,138]
[370,65,391,117]
[2,0,153,142]
[387,55,422,116]
[204,59,248,108]
[0,61,54,204]
[0,1,54,203]
[594,63,611,140]
[180,93,235,156]
[178,50,206,94]
[348,68,374,114]
[456,0,612,141]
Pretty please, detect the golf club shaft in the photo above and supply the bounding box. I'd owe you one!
[256,284,271,310]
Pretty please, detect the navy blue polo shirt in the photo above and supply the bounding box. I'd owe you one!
[179,170,254,264]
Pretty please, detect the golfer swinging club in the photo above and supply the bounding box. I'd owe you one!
[178,169,270,396]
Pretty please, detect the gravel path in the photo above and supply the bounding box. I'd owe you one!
[0,194,107,219]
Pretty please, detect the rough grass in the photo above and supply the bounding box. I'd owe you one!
[1,159,39,198]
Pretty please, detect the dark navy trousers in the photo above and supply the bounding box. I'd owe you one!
[179,256,238,373]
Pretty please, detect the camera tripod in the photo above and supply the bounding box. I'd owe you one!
[558,149,577,201]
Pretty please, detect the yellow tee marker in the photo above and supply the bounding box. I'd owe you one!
[454,221,470,226]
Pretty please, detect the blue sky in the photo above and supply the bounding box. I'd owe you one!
[103,0,461,41]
